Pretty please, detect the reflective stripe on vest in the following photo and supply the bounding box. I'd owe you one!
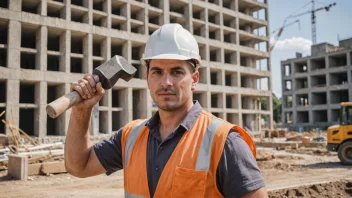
[124,120,148,168]
[195,118,223,171]
[125,191,146,198]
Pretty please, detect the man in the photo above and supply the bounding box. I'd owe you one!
[65,23,267,198]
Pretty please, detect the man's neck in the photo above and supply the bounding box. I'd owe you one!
[158,100,194,141]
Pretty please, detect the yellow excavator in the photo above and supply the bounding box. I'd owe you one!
[327,102,352,164]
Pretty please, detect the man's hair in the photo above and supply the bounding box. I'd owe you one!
[145,59,199,74]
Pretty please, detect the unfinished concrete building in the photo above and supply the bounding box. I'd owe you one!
[281,38,352,130]
[0,0,272,138]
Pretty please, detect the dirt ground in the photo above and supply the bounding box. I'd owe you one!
[1,147,352,197]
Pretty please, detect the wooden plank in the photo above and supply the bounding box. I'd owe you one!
[41,161,66,174]
[28,161,66,176]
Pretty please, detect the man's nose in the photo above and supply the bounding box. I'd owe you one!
[161,73,173,87]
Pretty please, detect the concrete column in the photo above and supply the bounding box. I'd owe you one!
[143,6,149,35]
[83,33,92,74]
[9,0,21,11]
[184,3,193,33]
[103,0,112,28]
[34,81,47,137]
[8,20,21,69]
[204,9,209,39]
[83,0,92,25]
[5,80,19,135]
[60,30,70,73]
[121,3,130,32]
[90,103,99,135]
[120,88,133,126]
[7,155,28,181]
[160,0,170,24]
[347,51,351,66]
[107,89,112,134]
[268,94,273,129]
[62,0,71,20]
[102,37,111,60]
[146,91,153,118]
[36,26,48,71]
[221,70,225,86]
[39,0,47,16]
[124,40,132,63]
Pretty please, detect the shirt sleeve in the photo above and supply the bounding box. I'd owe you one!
[93,128,123,175]
[216,130,265,197]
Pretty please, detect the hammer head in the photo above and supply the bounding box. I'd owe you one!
[93,55,137,89]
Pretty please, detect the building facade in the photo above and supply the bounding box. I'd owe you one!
[0,0,272,138]
[281,38,352,131]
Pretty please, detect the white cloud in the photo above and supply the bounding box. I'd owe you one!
[271,37,312,52]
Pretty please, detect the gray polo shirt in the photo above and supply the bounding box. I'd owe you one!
[94,101,265,197]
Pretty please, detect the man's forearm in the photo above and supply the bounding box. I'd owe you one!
[65,107,93,174]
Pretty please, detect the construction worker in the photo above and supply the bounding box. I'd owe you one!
[65,23,267,198]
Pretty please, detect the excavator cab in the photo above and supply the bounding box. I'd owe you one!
[327,102,352,164]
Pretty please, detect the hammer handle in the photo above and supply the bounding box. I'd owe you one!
[46,91,83,118]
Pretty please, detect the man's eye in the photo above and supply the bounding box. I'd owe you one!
[152,71,162,75]
[172,71,183,75]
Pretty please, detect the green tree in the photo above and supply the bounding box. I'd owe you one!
[260,93,282,124]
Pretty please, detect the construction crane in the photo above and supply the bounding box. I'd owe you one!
[270,1,336,51]
[269,19,300,52]
[287,1,336,44]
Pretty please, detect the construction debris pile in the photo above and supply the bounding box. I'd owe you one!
[0,111,66,176]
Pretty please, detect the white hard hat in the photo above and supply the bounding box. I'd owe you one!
[141,23,201,67]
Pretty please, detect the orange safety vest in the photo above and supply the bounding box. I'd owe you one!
[121,110,256,198]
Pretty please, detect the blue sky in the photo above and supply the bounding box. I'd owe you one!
[268,0,351,98]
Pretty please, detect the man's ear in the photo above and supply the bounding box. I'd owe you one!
[191,71,199,90]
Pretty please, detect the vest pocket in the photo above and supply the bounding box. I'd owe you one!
[171,167,207,198]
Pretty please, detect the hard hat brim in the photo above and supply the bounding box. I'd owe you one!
[141,54,201,66]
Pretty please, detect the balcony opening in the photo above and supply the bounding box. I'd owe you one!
[22,0,40,14]
[294,61,308,73]
[0,21,8,45]
[329,54,347,67]
[93,39,102,57]
[225,51,236,64]
[329,72,348,85]
[312,92,326,105]
[48,33,60,52]
[71,57,82,73]
[99,111,108,134]
[47,84,61,135]
[112,111,122,131]
[285,96,292,108]
[284,64,291,76]
[198,67,207,84]
[21,26,37,49]
[224,32,236,44]
[71,0,83,7]
[0,0,8,8]
[311,75,326,87]
[47,55,60,71]
[148,0,160,8]
[20,52,36,69]
[313,110,327,123]
[20,109,35,136]
[133,90,145,120]
[0,81,6,103]
[295,78,308,89]
[47,2,63,18]
[193,92,206,107]
[297,111,309,123]
[330,90,349,104]
[71,35,83,54]
[20,83,35,104]
[0,48,7,67]
[285,112,293,124]
[170,2,184,14]
[93,0,104,11]
[311,57,325,70]
[296,94,308,106]
[226,95,233,108]
[111,39,123,57]
[331,109,340,122]
[223,0,234,9]
[284,80,292,91]
[211,94,220,108]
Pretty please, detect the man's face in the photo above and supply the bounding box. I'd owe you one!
[147,59,199,112]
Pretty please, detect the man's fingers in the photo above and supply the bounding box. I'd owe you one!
[79,78,93,97]
[71,83,86,99]
[93,75,100,83]
[84,74,97,93]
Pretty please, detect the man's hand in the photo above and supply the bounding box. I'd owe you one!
[70,74,105,110]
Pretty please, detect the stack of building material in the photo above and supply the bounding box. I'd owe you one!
[0,110,66,177]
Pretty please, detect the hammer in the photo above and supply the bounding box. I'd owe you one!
[46,55,137,118]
